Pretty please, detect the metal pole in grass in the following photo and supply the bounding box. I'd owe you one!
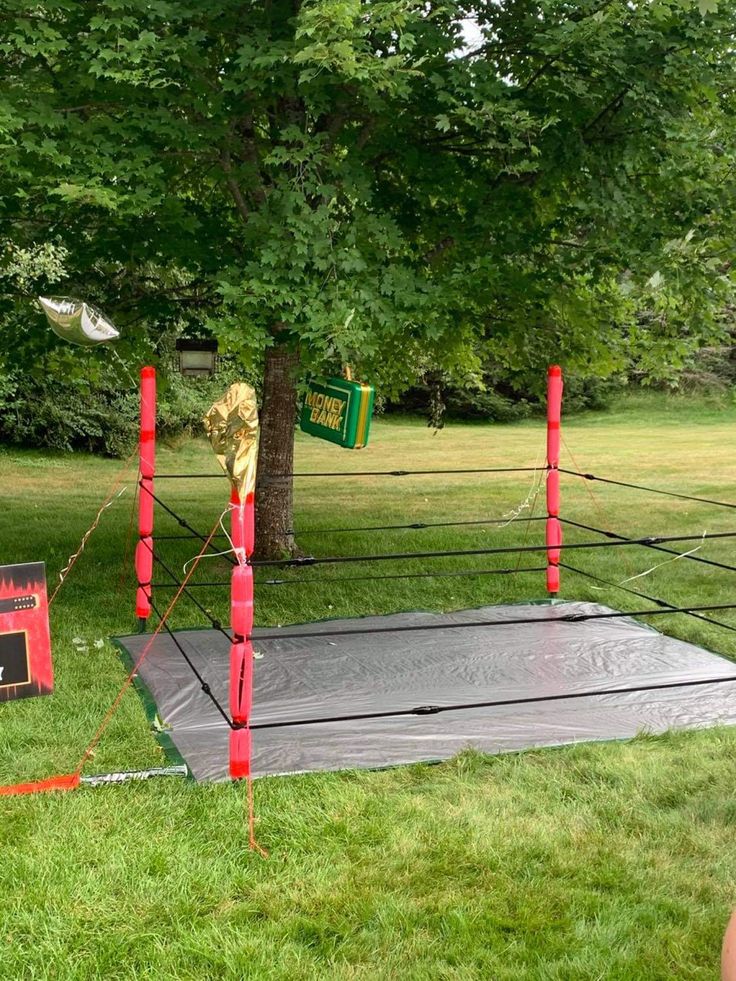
[546,365,563,596]
[135,366,157,631]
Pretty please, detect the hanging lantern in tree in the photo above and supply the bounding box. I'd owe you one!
[175,338,218,378]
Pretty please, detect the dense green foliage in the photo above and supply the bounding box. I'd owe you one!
[1,0,736,429]
[387,365,628,423]
[0,347,255,455]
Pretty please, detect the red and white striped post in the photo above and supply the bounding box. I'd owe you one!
[546,365,563,595]
[135,366,157,629]
[228,485,255,779]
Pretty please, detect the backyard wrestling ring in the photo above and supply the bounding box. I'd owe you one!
[5,366,736,816]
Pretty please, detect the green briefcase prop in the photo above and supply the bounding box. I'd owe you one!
[300,377,375,449]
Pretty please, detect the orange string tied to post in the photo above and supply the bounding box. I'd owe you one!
[49,446,139,607]
[0,516,223,798]
[74,517,224,779]
[247,767,269,859]
[204,383,266,855]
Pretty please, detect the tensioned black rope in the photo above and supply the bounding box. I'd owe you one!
[249,671,736,731]
[560,469,736,511]
[151,565,547,589]
[155,466,541,480]
[154,473,227,480]
[139,481,736,587]
[151,516,546,541]
[154,533,230,542]
[149,599,233,728]
[140,538,233,641]
[139,482,237,566]
[142,483,736,572]
[286,516,546,536]
[249,530,736,570]
[249,600,736,643]
[561,518,736,576]
[560,562,736,635]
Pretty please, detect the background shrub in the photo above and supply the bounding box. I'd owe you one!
[0,354,256,457]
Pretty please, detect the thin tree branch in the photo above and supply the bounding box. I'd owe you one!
[219,150,250,223]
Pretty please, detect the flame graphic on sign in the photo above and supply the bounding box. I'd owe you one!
[0,577,53,696]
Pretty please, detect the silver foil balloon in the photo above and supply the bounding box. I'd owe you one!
[38,296,120,347]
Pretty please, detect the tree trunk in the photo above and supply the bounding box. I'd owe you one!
[254,338,300,560]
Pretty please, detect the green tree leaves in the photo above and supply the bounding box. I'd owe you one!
[1,0,734,395]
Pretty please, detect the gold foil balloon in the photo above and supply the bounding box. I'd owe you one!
[203,383,259,503]
[38,296,120,347]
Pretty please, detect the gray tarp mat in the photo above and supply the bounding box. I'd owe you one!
[115,602,736,782]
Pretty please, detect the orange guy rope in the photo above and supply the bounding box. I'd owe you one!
[49,446,138,607]
[0,516,222,797]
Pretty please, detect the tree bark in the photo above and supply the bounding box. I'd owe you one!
[254,337,300,559]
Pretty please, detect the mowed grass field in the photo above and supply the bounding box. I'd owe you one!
[2,391,736,978]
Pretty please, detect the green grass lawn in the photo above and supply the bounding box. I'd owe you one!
[2,391,736,978]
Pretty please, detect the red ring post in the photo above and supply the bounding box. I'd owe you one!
[229,487,255,779]
[546,365,563,595]
[135,366,156,628]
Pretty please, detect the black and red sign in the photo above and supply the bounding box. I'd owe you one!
[0,562,53,702]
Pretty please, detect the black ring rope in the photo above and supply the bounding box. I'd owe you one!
[140,490,736,572]
[249,601,736,643]
[135,459,736,734]
[141,537,213,618]
[145,576,736,733]
[153,533,230,542]
[285,516,546,536]
[560,469,736,511]
[139,482,237,566]
[561,518,736,576]
[153,473,227,480]
[249,671,736,731]
[249,531,736,570]
[560,562,736,634]
[155,466,542,480]
[150,566,547,590]
[149,599,234,729]
[151,516,545,542]
[140,538,233,642]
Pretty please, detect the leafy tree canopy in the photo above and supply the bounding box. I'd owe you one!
[1,0,735,398]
